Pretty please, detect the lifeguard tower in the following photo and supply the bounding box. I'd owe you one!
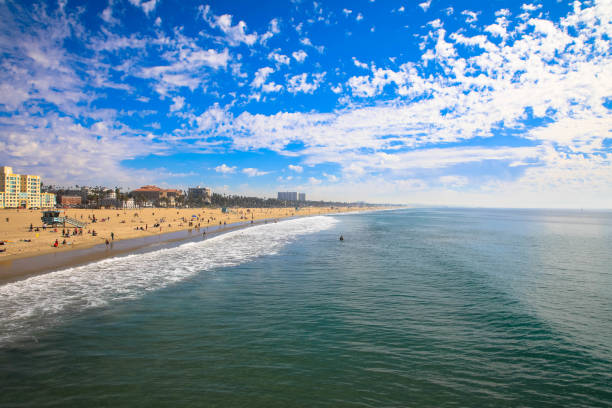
[41,210,87,228]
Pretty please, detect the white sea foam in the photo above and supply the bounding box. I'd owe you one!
[0,216,337,345]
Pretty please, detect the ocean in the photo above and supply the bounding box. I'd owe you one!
[1,208,611,407]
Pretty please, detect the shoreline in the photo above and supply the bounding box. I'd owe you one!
[0,208,389,285]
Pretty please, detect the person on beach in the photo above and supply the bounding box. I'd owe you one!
[54,239,58,247]
[111,232,114,240]
[105,239,109,247]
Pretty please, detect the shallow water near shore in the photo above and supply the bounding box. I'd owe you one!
[1,208,611,407]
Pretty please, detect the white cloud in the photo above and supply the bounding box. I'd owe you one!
[215,164,237,174]
[169,96,185,112]
[352,57,368,69]
[461,10,481,24]
[268,51,291,66]
[138,46,230,96]
[521,3,543,12]
[128,0,158,15]
[260,18,280,44]
[242,168,269,177]
[495,8,511,17]
[101,1,119,24]
[299,37,325,53]
[262,82,283,93]
[292,50,308,62]
[330,84,343,94]
[427,19,443,29]
[251,67,274,88]
[485,22,508,39]
[251,67,282,92]
[141,0,157,14]
[419,0,432,12]
[288,164,303,173]
[347,66,410,97]
[202,8,258,46]
[287,73,325,94]
[439,175,469,188]
[323,172,338,182]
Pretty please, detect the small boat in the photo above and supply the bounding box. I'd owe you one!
[339,235,344,241]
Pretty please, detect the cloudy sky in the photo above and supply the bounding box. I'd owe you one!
[0,0,610,207]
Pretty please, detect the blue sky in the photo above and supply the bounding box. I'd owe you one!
[0,0,610,207]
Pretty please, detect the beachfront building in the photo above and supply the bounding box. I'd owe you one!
[21,173,41,208]
[162,189,182,199]
[130,185,184,207]
[122,198,136,209]
[278,191,298,201]
[60,195,82,207]
[99,198,120,208]
[131,185,164,201]
[188,186,212,204]
[40,192,56,208]
[0,166,56,209]
[278,191,306,201]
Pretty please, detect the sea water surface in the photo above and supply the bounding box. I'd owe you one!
[1,209,611,407]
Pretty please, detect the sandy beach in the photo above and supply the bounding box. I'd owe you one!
[0,206,374,262]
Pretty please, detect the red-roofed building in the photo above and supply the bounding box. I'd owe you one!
[130,185,184,205]
[131,185,164,201]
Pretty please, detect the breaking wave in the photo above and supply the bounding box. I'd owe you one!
[0,216,337,345]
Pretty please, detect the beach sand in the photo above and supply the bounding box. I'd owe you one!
[0,206,372,262]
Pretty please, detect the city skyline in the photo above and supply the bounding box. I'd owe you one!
[0,0,610,207]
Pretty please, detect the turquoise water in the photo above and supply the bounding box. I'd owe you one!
[1,209,611,407]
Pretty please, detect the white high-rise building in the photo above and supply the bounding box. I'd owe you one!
[278,191,298,201]
[278,192,305,201]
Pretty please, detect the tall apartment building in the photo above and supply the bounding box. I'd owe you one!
[40,192,56,208]
[278,191,305,201]
[21,173,41,208]
[0,166,56,209]
[278,191,298,201]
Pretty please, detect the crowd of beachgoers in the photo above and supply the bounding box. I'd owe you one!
[0,206,371,260]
